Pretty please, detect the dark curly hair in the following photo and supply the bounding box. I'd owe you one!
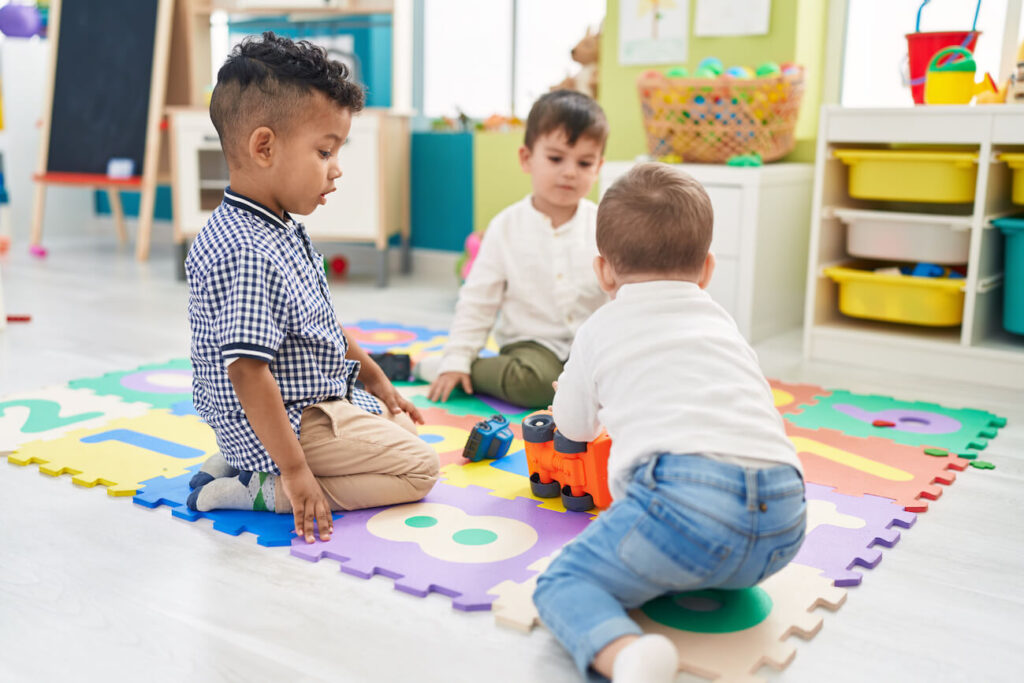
[210,32,365,166]
[524,90,608,151]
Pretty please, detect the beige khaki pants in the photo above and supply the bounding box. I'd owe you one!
[275,398,439,512]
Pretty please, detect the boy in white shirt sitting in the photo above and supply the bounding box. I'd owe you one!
[533,163,807,683]
[422,90,609,408]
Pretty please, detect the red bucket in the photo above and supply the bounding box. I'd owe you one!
[906,31,980,104]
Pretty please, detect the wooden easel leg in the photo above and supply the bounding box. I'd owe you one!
[107,188,127,244]
[135,178,157,261]
[29,182,47,249]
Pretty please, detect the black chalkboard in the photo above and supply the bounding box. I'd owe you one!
[45,0,160,176]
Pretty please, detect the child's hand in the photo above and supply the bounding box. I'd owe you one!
[428,372,473,403]
[279,465,333,544]
[363,373,425,424]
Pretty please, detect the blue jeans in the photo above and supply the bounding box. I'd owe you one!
[533,453,806,677]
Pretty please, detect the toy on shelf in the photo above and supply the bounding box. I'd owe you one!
[0,3,42,38]
[0,172,9,257]
[725,66,754,79]
[637,61,805,163]
[329,255,348,277]
[521,410,611,512]
[477,114,523,133]
[727,152,763,167]
[551,26,600,99]
[456,230,483,282]
[904,0,982,104]
[462,415,515,463]
[923,47,995,104]
[695,56,723,77]
[1009,39,1024,103]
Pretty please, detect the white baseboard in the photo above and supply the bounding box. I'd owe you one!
[316,243,461,284]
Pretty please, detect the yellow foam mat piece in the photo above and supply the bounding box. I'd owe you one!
[440,461,576,514]
[7,410,218,496]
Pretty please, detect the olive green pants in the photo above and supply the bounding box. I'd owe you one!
[470,341,565,409]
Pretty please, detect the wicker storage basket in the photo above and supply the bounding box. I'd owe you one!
[636,68,805,163]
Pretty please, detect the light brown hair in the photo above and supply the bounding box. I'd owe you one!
[596,163,713,275]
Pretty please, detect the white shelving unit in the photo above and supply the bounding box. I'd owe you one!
[804,105,1024,388]
[602,161,814,343]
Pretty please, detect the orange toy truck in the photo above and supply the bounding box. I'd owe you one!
[521,410,612,512]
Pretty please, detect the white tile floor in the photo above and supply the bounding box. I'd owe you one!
[1,225,1022,682]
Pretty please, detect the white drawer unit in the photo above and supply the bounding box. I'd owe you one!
[600,161,814,343]
[168,106,411,286]
[804,105,1024,389]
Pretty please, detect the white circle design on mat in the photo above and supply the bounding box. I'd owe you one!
[366,502,538,563]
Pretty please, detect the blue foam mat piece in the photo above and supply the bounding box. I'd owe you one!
[133,465,341,547]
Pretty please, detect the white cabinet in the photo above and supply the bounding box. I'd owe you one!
[803,105,1024,389]
[601,161,814,343]
[168,106,410,285]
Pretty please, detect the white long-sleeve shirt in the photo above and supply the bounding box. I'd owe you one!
[438,196,608,375]
[552,280,803,501]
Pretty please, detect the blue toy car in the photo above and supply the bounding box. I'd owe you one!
[462,415,514,462]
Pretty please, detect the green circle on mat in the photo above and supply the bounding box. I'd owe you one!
[405,515,438,528]
[452,529,498,545]
[924,448,948,457]
[640,587,772,633]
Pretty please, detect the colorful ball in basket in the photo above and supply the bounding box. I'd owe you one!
[697,57,723,76]
[636,65,805,163]
[725,66,754,79]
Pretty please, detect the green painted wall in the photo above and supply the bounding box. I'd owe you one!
[472,130,600,231]
[472,131,532,232]
[599,0,828,163]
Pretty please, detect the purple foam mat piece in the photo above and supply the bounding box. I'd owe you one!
[477,394,530,417]
[290,482,591,611]
[795,483,918,587]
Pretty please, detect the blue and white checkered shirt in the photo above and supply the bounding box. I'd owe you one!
[186,188,382,473]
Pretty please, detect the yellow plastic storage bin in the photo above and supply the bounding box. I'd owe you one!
[998,153,1024,205]
[833,149,978,203]
[823,265,965,326]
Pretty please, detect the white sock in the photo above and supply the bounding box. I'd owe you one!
[413,353,443,383]
[612,634,679,683]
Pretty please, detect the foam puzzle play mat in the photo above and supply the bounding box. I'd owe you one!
[1,320,1007,682]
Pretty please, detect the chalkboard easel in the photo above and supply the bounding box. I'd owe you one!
[29,0,174,261]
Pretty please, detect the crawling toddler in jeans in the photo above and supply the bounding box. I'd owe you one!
[533,163,806,682]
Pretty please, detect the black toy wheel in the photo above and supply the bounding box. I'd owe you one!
[521,413,556,443]
[554,431,587,454]
[561,485,595,512]
[530,472,561,498]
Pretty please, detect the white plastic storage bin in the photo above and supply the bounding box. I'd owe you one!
[834,208,971,265]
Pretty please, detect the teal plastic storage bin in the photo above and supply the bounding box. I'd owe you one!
[992,215,1024,335]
